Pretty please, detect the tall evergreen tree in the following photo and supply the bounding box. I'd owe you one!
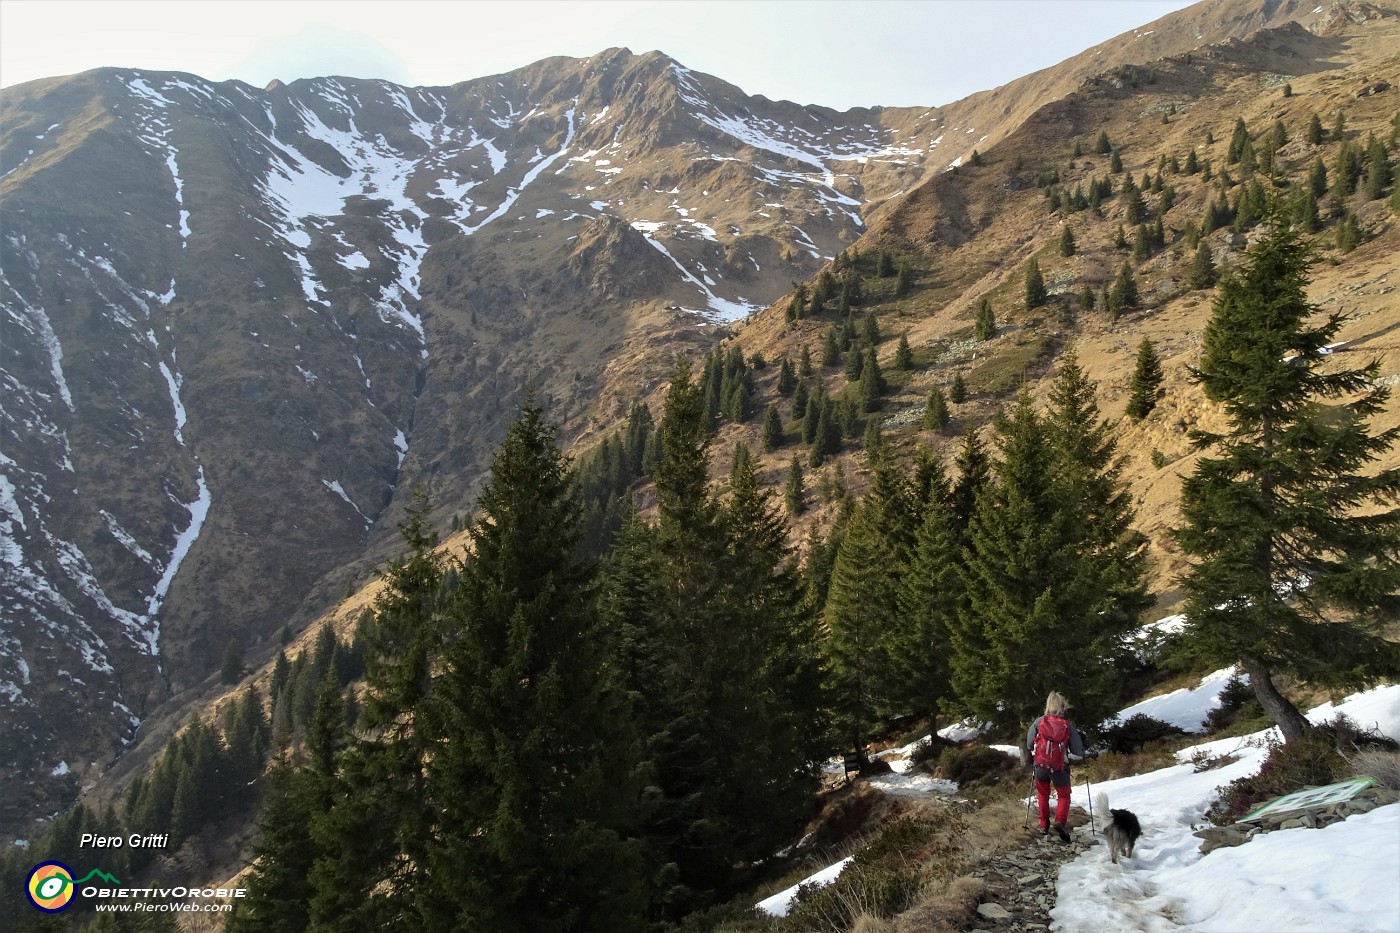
[1175,222,1400,743]
[1058,224,1077,257]
[951,362,1148,731]
[1189,241,1217,290]
[1025,257,1048,309]
[890,454,959,722]
[894,332,914,370]
[974,297,997,340]
[762,402,784,452]
[784,456,807,516]
[823,461,915,746]
[1107,262,1139,319]
[632,363,822,913]
[949,373,968,404]
[423,399,648,931]
[923,384,951,433]
[227,765,324,933]
[1125,338,1164,420]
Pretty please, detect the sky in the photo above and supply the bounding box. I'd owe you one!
[762,668,1400,932]
[1,0,1197,110]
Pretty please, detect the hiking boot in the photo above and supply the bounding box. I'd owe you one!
[1054,822,1070,842]
[1039,824,1049,837]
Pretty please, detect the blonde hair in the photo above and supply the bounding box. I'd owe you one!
[1045,691,1070,715]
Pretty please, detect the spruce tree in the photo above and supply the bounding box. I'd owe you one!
[923,385,951,433]
[777,357,797,396]
[890,454,960,721]
[762,402,784,452]
[895,260,913,296]
[1336,213,1362,253]
[1189,241,1216,290]
[799,344,814,378]
[1364,135,1392,200]
[634,363,822,912]
[1175,222,1400,743]
[1096,131,1112,155]
[974,297,997,340]
[1126,338,1164,419]
[1025,258,1047,309]
[822,328,842,367]
[949,373,968,404]
[1059,225,1076,257]
[784,456,806,516]
[894,332,913,370]
[423,399,648,931]
[1306,113,1323,145]
[952,358,1148,730]
[1107,262,1139,319]
[823,461,915,747]
[1227,118,1249,164]
[227,765,323,933]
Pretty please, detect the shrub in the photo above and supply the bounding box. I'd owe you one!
[1081,745,1178,783]
[785,815,956,932]
[1100,714,1188,755]
[1202,674,1265,734]
[1349,749,1400,791]
[1208,726,1348,824]
[936,744,1016,786]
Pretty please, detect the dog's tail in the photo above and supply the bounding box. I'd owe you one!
[1095,791,1111,818]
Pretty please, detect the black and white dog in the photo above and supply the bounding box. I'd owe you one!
[1095,792,1142,864]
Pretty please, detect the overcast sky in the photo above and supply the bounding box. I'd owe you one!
[0,0,1197,110]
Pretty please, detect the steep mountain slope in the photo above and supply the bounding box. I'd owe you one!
[1,0,1390,840]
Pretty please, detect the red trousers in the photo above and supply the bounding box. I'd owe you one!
[1035,778,1071,827]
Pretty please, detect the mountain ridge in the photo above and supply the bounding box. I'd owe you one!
[2,0,1396,843]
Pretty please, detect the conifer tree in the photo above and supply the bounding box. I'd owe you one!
[974,297,997,340]
[877,250,895,277]
[1078,284,1095,310]
[1121,175,1146,224]
[951,431,990,536]
[762,402,784,452]
[1058,225,1076,257]
[634,363,823,912]
[799,344,814,378]
[1184,148,1199,174]
[308,491,447,928]
[777,357,797,396]
[220,639,244,684]
[895,260,913,296]
[1364,135,1392,200]
[423,399,647,930]
[1096,131,1112,155]
[1336,212,1363,253]
[792,379,809,421]
[1227,117,1249,164]
[952,357,1148,730]
[1025,258,1047,309]
[227,765,323,933]
[823,461,914,746]
[822,328,842,367]
[890,454,960,721]
[923,385,951,433]
[784,457,806,516]
[949,373,968,404]
[1175,222,1400,743]
[1306,112,1323,145]
[844,341,865,381]
[1125,338,1164,420]
[1309,157,1328,198]
[1107,262,1139,319]
[858,348,885,412]
[894,332,913,370]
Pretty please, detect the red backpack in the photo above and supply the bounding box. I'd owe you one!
[1033,715,1070,770]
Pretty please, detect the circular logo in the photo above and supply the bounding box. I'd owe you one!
[26,861,76,912]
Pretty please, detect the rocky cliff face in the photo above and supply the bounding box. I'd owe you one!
[0,0,1372,837]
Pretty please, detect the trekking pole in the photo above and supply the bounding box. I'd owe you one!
[1084,774,1096,837]
[1024,774,1035,830]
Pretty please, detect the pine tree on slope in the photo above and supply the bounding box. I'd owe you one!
[1175,222,1400,743]
[423,399,648,931]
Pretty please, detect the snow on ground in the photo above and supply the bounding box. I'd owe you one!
[1053,684,1400,933]
[1111,667,1241,733]
[770,684,1400,928]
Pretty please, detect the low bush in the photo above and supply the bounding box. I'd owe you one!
[1203,675,1266,734]
[1100,714,1188,754]
[784,813,961,932]
[1349,749,1400,791]
[1080,744,1179,783]
[1207,721,1351,824]
[935,744,1016,787]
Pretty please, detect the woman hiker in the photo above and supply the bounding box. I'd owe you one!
[1026,691,1086,841]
